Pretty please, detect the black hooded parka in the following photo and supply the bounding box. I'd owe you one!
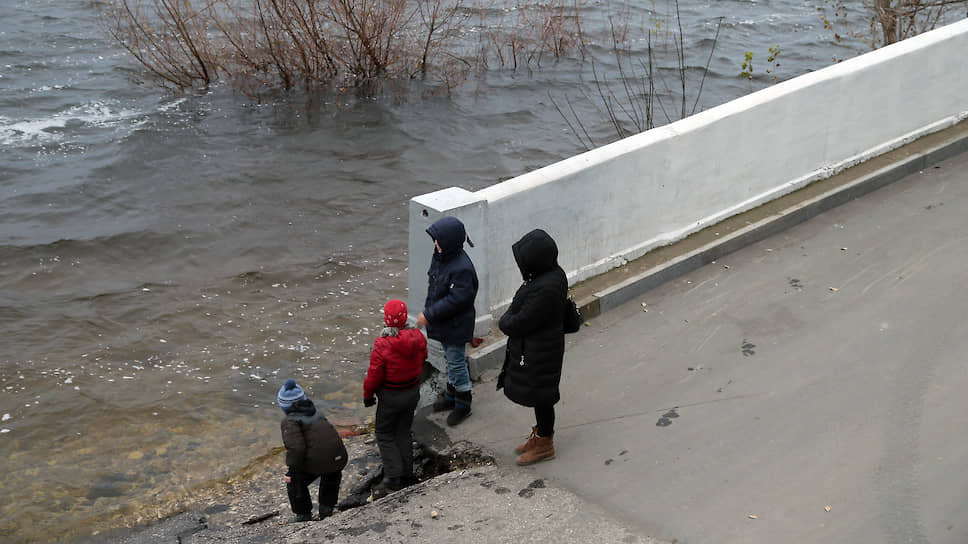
[498,229,568,407]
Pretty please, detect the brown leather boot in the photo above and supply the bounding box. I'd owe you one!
[515,433,554,466]
[514,426,538,455]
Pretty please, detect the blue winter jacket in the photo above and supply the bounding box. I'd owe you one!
[423,216,479,345]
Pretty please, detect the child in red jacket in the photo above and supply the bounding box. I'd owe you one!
[363,299,428,498]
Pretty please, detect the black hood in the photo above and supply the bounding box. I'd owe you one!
[426,216,472,259]
[287,398,317,417]
[512,229,559,281]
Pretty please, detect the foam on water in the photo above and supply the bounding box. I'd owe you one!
[0,99,147,146]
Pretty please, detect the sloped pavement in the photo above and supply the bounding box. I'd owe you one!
[438,125,968,543]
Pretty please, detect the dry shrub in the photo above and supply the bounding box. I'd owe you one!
[103,0,221,89]
[818,0,968,51]
[210,0,338,93]
[521,0,584,63]
[550,0,723,149]
[471,0,583,72]
[102,0,586,95]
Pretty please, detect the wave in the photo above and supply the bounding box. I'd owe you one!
[0,99,148,147]
[0,228,179,262]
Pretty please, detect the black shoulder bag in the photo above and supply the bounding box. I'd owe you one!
[562,297,583,334]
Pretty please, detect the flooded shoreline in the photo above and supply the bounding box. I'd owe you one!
[0,0,884,540]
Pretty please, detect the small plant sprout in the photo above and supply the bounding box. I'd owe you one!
[740,51,754,80]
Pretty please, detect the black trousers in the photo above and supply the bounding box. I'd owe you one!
[286,469,342,516]
[534,404,555,437]
[375,386,420,480]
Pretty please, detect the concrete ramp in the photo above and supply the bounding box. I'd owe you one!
[436,145,968,544]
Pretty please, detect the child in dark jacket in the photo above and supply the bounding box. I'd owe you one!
[278,379,348,522]
[364,299,428,498]
[416,216,479,426]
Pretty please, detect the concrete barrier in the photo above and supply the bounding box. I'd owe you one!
[408,19,968,341]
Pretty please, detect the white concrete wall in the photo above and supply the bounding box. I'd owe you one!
[409,19,968,329]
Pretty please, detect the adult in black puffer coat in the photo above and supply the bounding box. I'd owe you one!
[497,228,568,466]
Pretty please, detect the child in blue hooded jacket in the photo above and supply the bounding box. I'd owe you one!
[416,216,479,426]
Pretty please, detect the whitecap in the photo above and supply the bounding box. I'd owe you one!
[157,97,186,112]
[0,100,147,147]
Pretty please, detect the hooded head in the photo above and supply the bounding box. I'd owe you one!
[426,216,474,259]
[512,229,559,281]
[277,378,306,413]
[383,299,408,328]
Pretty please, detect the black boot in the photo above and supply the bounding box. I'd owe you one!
[446,390,472,426]
[372,477,401,501]
[433,383,456,412]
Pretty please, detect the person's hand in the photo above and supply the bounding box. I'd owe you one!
[364,397,376,407]
[416,312,428,328]
[284,475,292,484]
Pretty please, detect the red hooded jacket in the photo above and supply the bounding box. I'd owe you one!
[364,327,428,400]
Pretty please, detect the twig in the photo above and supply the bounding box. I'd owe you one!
[548,91,591,151]
[242,510,280,525]
[691,16,723,116]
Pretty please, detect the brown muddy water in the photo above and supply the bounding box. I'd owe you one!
[0,0,908,541]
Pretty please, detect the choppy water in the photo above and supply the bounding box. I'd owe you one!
[0,0,884,541]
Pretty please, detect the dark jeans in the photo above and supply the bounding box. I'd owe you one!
[286,469,342,516]
[375,386,420,480]
[535,404,555,437]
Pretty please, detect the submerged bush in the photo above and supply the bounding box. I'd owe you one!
[101,0,586,95]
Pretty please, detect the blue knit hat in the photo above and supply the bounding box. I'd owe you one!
[277,379,306,413]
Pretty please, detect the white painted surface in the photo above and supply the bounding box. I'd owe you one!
[409,19,968,328]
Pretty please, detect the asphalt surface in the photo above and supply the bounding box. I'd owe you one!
[438,140,968,543]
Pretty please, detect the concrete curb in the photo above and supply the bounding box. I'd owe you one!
[467,121,968,378]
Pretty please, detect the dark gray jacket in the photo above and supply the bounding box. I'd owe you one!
[280,399,348,474]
